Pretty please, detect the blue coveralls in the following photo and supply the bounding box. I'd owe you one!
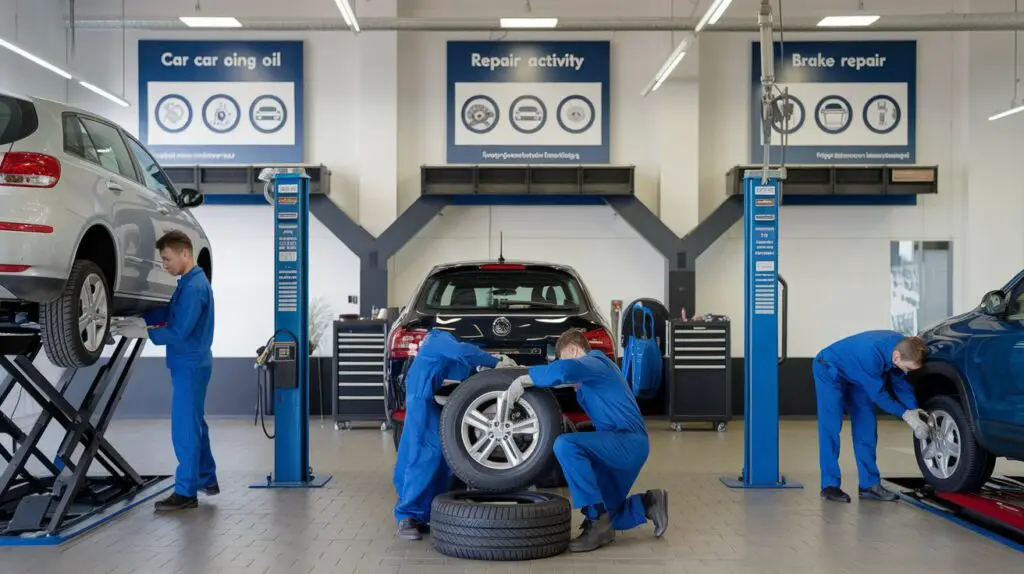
[393,329,498,524]
[814,330,918,491]
[528,351,650,530]
[144,266,217,498]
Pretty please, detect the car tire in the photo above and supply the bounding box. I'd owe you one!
[39,260,110,368]
[914,395,996,492]
[440,368,562,492]
[430,491,571,561]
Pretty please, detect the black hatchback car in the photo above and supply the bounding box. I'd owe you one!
[386,260,614,443]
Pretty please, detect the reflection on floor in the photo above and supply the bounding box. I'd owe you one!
[1,418,1022,573]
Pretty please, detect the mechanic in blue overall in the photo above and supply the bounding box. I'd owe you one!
[393,329,516,540]
[505,329,669,552]
[112,230,216,512]
[814,330,931,503]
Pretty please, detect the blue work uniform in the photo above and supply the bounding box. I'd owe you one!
[144,266,217,498]
[814,330,918,490]
[393,329,498,524]
[528,351,650,531]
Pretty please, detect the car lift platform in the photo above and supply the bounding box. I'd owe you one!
[885,475,1024,553]
[0,333,171,546]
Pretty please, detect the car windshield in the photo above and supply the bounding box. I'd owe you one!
[418,268,585,312]
[0,95,38,147]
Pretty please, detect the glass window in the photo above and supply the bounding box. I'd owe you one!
[0,95,38,146]
[890,241,953,334]
[78,117,137,181]
[418,268,584,312]
[62,115,100,163]
[124,136,175,201]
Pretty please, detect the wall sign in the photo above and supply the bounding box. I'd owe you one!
[139,40,304,165]
[750,40,916,165]
[447,41,610,164]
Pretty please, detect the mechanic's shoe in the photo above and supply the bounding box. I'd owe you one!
[199,481,220,496]
[397,518,424,541]
[859,484,900,502]
[643,489,669,538]
[154,493,198,512]
[820,487,851,503]
[569,514,615,552]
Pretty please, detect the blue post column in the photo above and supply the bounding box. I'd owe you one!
[721,170,801,490]
[251,170,330,489]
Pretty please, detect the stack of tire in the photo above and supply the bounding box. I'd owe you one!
[430,367,574,560]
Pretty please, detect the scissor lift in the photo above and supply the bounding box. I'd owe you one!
[0,331,171,546]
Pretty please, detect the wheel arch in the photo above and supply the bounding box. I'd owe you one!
[73,223,119,293]
[912,361,992,448]
[197,247,212,283]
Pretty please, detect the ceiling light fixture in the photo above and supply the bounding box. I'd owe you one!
[817,15,881,27]
[332,0,361,33]
[694,0,735,33]
[179,17,243,28]
[0,37,73,79]
[500,17,559,29]
[990,0,1023,121]
[641,36,690,96]
[79,81,131,108]
[988,103,1024,121]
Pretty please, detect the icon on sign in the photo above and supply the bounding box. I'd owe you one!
[154,94,193,134]
[249,95,288,134]
[509,95,547,134]
[201,94,241,134]
[863,95,901,135]
[768,94,805,135]
[556,95,596,135]
[461,95,500,134]
[814,95,853,134]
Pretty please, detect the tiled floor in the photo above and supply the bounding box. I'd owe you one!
[1,417,1022,573]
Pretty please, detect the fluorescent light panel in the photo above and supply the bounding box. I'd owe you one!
[500,18,559,29]
[988,104,1024,121]
[694,0,734,33]
[179,17,243,28]
[332,0,361,33]
[79,81,130,108]
[0,37,72,79]
[817,15,880,27]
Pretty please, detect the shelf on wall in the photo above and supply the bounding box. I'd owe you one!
[421,165,635,196]
[164,164,331,196]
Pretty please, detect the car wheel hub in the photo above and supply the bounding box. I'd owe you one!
[78,274,108,353]
[460,390,540,471]
[919,409,962,480]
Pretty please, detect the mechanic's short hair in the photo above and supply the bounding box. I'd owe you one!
[555,329,591,356]
[156,230,193,254]
[895,336,927,364]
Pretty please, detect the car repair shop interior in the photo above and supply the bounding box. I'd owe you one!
[1,0,1023,572]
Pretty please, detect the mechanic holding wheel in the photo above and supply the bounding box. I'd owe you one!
[814,330,931,504]
[393,329,516,540]
[504,329,669,553]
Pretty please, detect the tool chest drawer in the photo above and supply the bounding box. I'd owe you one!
[667,321,732,430]
[332,320,388,427]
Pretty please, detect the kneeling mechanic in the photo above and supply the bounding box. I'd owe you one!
[504,329,668,552]
[393,329,516,540]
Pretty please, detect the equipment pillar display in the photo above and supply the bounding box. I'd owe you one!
[720,170,801,490]
[252,169,331,489]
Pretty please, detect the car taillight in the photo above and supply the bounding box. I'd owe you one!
[480,264,526,270]
[0,152,61,188]
[0,222,53,233]
[389,327,427,359]
[0,264,31,272]
[584,328,616,359]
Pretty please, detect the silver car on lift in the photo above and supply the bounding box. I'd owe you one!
[0,92,212,367]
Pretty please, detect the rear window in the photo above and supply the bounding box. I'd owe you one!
[418,267,585,312]
[0,96,39,146]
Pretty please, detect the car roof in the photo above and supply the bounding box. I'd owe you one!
[28,96,120,124]
[427,260,579,274]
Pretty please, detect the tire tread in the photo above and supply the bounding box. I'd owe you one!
[39,260,108,368]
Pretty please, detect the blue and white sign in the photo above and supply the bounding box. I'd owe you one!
[139,40,304,165]
[447,41,610,164]
[750,41,916,165]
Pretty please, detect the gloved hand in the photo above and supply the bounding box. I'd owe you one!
[110,317,149,340]
[902,409,931,440]
[496,354,518,369]
[505,374,533,405]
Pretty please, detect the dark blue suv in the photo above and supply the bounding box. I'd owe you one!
[912,270,1024,491]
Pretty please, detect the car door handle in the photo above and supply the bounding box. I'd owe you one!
[157,205,171,215]
[106,181,123,193]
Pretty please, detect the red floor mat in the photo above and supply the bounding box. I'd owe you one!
[937,491,1024,531]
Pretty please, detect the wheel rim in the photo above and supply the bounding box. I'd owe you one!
[78,273,108,353]
[919,409,962,480]
[459,390,541,470]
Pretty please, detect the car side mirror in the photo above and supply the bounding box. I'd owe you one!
[981,290,1008,315]
[178,188,204,208]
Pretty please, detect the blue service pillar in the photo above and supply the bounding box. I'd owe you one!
[251,169,331,489]
[720,169,801,490]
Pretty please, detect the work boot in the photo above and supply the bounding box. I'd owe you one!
[569,513,615,552]
[643,489,669,538]
[396,518,424,541]
[199,481,220,496]
[154,493,198,512]
[859,484,900,502]
[820,487,851,503]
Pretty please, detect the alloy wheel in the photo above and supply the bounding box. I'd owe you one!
[78,273,108,353]
[459,390,541,470]
[919,409,962,480]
